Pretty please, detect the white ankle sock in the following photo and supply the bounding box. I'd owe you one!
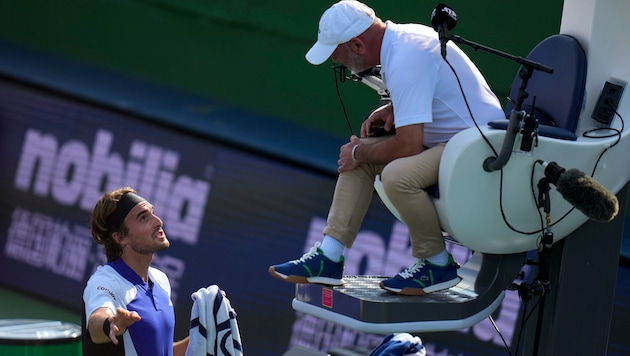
[425,249,449,266]
[320,235,344,262]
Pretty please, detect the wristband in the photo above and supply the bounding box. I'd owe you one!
[103,318,111,337]
[351,144,360,163]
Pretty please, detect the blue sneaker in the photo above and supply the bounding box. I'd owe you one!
[268,242,344,286]
[380,255,461,296]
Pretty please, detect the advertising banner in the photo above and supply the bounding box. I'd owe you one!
[0,78,525,355]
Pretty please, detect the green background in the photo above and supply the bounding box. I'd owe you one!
[0,0,564,139]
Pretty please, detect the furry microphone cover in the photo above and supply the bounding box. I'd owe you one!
[556,168,619,222]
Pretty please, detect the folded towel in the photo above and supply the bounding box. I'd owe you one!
[185,285,243,356]
[369,333,426,356]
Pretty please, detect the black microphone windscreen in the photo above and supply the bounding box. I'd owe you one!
[431,3,457,32]
[555,168,619,222]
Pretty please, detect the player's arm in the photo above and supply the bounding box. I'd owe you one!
[173,336,190,356]
[87,307,141,344]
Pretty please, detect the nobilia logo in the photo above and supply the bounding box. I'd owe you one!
[14,128,211,245]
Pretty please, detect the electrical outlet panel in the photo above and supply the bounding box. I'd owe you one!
[591,78,626,126]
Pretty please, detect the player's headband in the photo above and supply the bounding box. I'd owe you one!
[106,192,146,230]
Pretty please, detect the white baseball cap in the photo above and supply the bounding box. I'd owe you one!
[305,1,376,65]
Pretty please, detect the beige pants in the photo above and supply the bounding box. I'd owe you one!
[323,139,446,259]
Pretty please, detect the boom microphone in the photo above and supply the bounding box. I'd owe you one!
[542,161,619,222]
[431,3,457,58]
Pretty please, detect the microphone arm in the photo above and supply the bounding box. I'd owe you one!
[448,35,553,74]
[350,66,391,106]
[446,34,554,172]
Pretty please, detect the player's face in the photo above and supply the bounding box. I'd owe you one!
[121,201,169,255]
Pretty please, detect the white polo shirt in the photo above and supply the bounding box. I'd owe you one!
[380,21,505,147]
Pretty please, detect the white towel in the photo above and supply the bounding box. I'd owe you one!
[185,285,243,356]
[369,333,426,356]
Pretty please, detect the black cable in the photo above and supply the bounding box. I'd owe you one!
[512,299,528,356]
[532,162,546,232]
[442,53,626,356]
[443,55,554,238]
[444,57,627,356]
[583,100,624,175]
[582,99,624,143]
[509,105,625,355]
[488,315,513,356]
[445,56,518,356]
[498,99,625,235]
[512,298,542,356]
[443,56,546,237]
[332,64,356,137]
[443,56,498,157]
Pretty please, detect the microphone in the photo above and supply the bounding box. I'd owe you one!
[351,66,389,97]
[542,161,619,222]
[431,3,457,58]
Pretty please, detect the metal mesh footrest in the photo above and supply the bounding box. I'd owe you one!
[293,252,526,334]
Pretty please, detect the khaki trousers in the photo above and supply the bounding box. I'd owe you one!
[323,139,446,259]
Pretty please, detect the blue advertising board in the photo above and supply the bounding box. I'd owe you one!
[0,76,527,355]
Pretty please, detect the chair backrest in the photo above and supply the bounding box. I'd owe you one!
[495,34,588,140]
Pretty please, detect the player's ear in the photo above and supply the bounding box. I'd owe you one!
[112,231,124,246]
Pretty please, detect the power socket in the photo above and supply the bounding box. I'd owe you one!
[591,79,626,126]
